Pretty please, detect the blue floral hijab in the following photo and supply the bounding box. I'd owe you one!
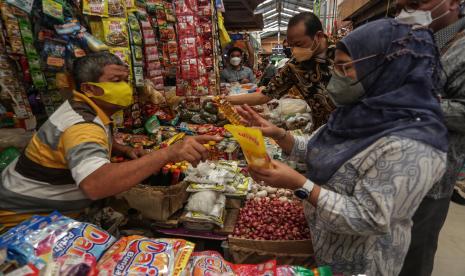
[306,19,448,184]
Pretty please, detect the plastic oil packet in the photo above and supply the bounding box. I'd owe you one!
[224,125,271,169]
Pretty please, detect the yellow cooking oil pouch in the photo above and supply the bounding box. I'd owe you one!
[225,125,271,168]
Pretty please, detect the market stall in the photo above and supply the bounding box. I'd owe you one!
[0,0,327,275]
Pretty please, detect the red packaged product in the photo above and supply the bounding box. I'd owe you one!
[176,15,196,38]
[179,37,198,59]
[142,30,157,45]
[174,0,197,15]
[147,61,162,70]
[181,58,199,80]
[233,260,277,276]
[145,46,160,61]
[197,3,211,17]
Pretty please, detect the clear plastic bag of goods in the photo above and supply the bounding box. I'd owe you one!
[277,99,310,117]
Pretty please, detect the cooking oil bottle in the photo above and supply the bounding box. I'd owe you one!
[213,96,244,125]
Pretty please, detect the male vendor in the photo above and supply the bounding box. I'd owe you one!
[220,47,256,84]
[0,52,219,227]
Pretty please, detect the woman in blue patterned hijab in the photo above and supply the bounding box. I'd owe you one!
[243,18,449,275]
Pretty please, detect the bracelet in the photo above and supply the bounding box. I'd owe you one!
[274,128,287,141]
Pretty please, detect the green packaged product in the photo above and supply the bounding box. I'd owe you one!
[144,115,160,134]
[0,147,20,172]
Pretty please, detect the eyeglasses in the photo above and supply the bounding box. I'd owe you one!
[334,54,380,76]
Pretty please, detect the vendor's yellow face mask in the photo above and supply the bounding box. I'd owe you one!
[84,82,133,108]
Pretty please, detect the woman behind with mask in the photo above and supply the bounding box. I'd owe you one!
[238,18,448,276]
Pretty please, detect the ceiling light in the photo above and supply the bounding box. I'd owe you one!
[281,12,293,17]
[264,13,278,19]
[263,9,276,16]
[298,7,313,12]
[283,8,298,14]
[257,0,273,8]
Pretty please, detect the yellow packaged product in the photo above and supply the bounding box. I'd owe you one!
[82,0,108,17]
[224,125,271,168]
[89,19,105,41]
[108,0,126,18]
[103,17,128,47]
[97,235,176,275]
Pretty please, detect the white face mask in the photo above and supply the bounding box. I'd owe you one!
[230,57,242,66]
[395,0,450,27]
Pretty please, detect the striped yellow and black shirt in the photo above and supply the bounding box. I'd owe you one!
[0,92,112,226]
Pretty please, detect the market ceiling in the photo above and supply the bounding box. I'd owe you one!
[255,0,314,38]
[222,0,313,36]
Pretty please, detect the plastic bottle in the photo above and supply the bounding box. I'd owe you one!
[213,96,244,125]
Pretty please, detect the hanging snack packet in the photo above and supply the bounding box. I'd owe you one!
[97,236,175,275]
[83,0,109,17]
[42,0,64,22]
[6,0,34,14]
[109,47,131,66]
[42,39,66,72]
[81,32,109,52]
[103,18,129,47]
[108,0,126,17]
[225,125,271,169]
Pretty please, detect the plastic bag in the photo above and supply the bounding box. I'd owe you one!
[97,236,176,275]
[185,191,219,215]
[225,125,271,168]
[277,99,310,117]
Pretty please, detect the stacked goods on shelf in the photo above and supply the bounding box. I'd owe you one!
[174,0,217,97]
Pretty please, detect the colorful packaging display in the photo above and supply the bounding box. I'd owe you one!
[2,213,116,269]
[97,236,194,276]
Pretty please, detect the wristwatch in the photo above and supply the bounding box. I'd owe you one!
[294,179,315,200]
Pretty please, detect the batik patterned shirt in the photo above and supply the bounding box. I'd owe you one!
[291,134,446,276]
[262,47,336,132]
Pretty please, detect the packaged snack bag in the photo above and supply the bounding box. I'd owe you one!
[187,251,234,276]
[83,0,109,17]
[233,260,277,276]
[0,212,61,250]
[102,18,129,47]
[156,239,194,276]
[97,236,177,275]
[7,216,116,269]
[42,254,98,276]
[224,125,271,168]
[108,0,126,18]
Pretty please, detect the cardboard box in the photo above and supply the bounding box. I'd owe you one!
[120,181,189,221]
[228,237,314,266]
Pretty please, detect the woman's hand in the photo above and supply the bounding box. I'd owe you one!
[249,160,307,190]
[236,104,284,139]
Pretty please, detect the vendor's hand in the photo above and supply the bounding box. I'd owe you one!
[240,79,250,84]
[249,160,306,190]
[125,147,149,160]
[166,135,223,166]
[236,104,283,139]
